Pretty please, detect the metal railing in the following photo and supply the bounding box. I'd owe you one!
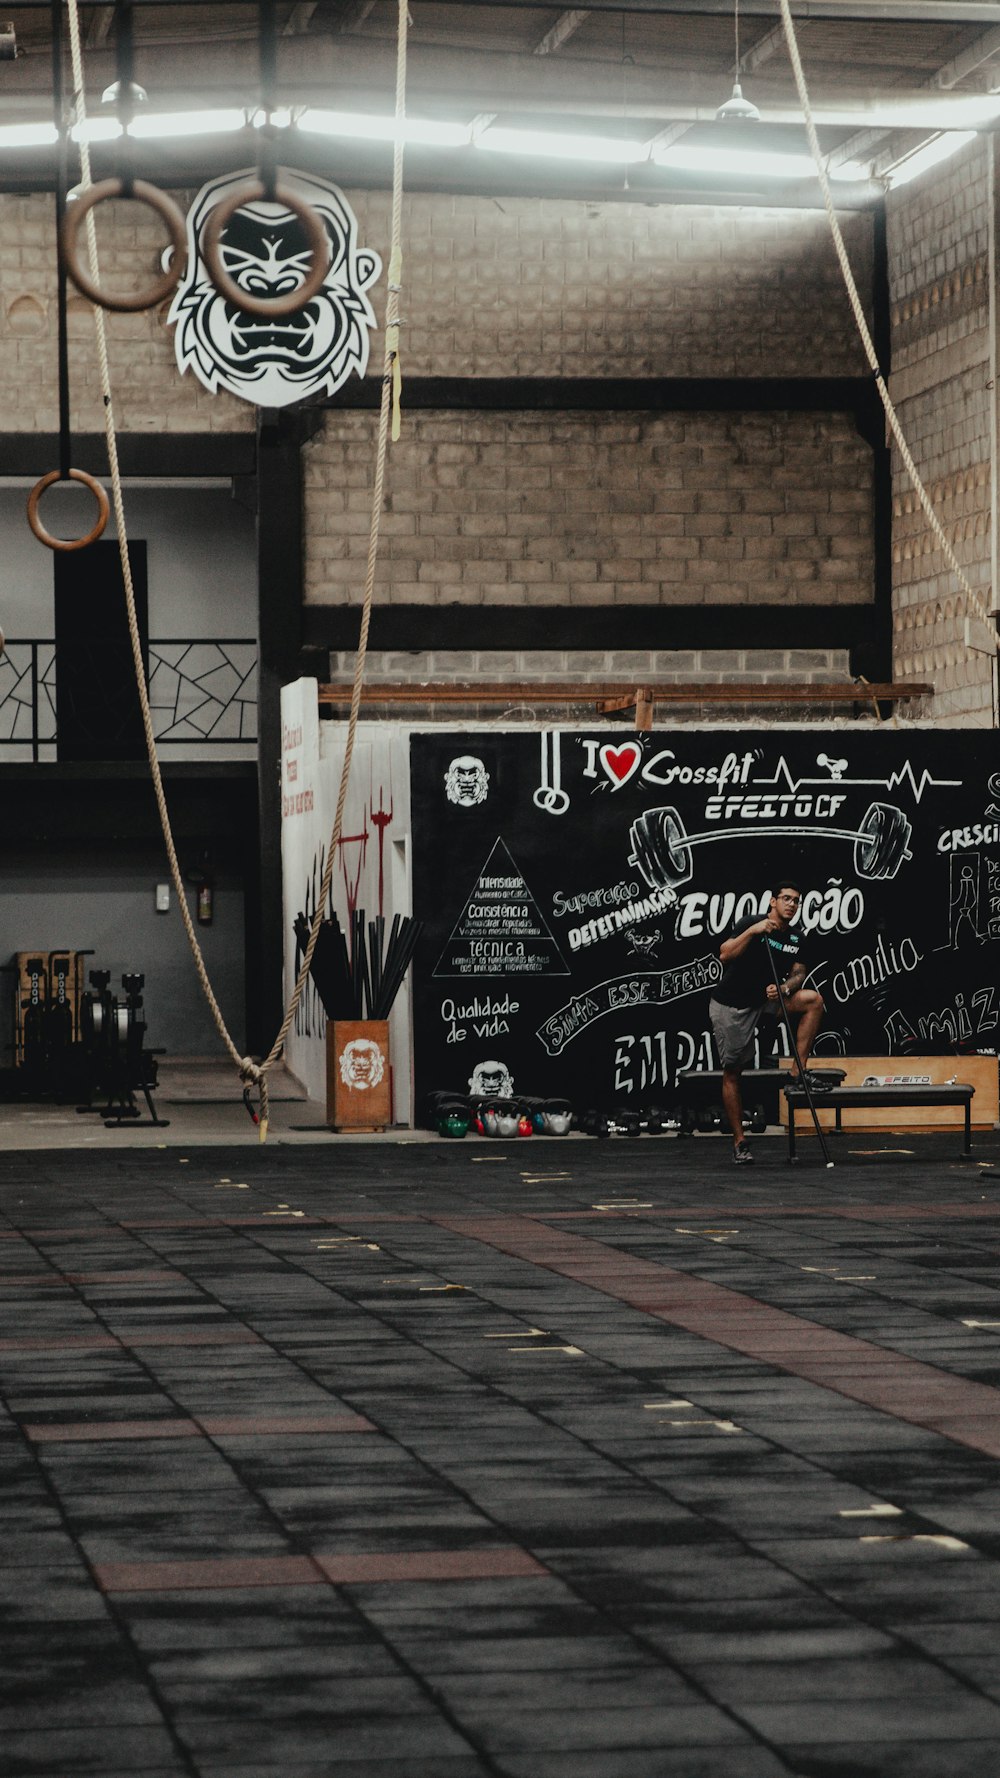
[0,639,258,759]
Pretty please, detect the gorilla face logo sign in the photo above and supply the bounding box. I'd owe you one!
[166,169,381,407]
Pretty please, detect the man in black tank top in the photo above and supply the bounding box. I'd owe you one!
[708,881,824,1165]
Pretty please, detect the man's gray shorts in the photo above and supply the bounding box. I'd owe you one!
[709,997,772,1070]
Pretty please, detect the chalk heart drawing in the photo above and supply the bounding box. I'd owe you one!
[599,743,642,790]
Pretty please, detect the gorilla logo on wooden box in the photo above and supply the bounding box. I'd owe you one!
[166,169,381,407]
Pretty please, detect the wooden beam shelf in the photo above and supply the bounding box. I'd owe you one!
[318,680,933,732]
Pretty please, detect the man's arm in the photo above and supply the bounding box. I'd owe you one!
[766,959,806,1003]
[719,914,781,964]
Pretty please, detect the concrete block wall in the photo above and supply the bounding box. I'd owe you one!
[0,192,252,434]
[887,140,996,724]
[347,191,873,379]
[305,409,874,610]
[1,187,871,428]
[328,647,851,683]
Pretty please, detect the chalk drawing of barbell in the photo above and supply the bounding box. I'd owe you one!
[628,801,912,894]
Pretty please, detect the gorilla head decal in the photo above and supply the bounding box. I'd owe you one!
[166,169,381,407]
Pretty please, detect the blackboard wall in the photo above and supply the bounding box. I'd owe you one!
[411,730,999,1112]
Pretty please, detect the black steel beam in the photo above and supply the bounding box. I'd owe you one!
[0,433,256,478]
[323,377,881,416]
[304,603,876,670]
[251,408,308,1055]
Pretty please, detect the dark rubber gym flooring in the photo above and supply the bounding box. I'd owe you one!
[7,1132,1000,1778]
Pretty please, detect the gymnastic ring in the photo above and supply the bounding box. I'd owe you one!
[26,469,110,553]
[201,180,330,319]
[61,178,188,314]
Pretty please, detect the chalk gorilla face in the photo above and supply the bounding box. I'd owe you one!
[167,171,381,408]
[445,756,490,808]
[339,1038,385,1091]
[469,1060,513,1099]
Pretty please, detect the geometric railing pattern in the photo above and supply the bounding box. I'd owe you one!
[0,639,257,757]
[147,641,258,743]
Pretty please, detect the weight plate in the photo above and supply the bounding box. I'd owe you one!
[855,801,912,880]
[628,805,693,892]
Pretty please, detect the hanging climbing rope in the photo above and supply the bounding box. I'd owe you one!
[62,0,408,1136]
[778,0,1000,663]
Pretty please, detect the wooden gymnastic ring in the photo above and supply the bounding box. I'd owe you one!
[26,469,110,553]
[201,179,330,319]
[61,178,187,314]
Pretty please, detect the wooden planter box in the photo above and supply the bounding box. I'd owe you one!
[779,1054,998,1132]
[326,1020,391,1131]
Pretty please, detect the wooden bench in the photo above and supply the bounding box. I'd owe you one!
[782,1081,976,1161]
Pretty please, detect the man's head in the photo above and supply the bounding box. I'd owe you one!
[770,881,801,925]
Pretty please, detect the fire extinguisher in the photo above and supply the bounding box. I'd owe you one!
[186,853,214,927]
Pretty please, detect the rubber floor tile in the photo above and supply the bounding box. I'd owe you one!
[736,1694,1000,1741]
[94,1556,324,1592]
[199,1761,493,1778]
[112,1587,372,1651]
[0,1684,163,1732]
[25,1419,205,1442]
[147,1643,406,1685]
[158,1672,432,1720]
[428,1666,705,1711]
[785,1741,1000,1778]
[168,1712,476,1762]
[315,1548,548,1584]
[0,1724,183,1775]
[441,1702,748,1752]
[393,1632,662,1675]
[490,1751,794,1778]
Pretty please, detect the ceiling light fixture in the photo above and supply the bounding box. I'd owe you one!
[100,78,148,110]
[716,0,760,124]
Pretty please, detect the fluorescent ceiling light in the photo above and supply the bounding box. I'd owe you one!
[476,124,647,163]
[130,108,247,139]
[884,130,978,188]
[653,143,869,182]
[298,109,471,147]
[70,117,122,143]
[0,122,58,148]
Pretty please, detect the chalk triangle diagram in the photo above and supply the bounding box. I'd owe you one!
[433,837,570,978]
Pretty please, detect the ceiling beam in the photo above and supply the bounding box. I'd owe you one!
[533,11,592,56]
[829,21,1000,168]
[282,2,319,31]
[5,35,1000,131]
[11,0,1000,14]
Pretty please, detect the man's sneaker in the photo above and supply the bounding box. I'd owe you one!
[732,1140,754,1165]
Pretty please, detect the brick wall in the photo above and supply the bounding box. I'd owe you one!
[886,140,996,724]
[304,408,874,610]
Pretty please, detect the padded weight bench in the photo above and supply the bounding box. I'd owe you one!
[782,1080,976,1161]
[677,1067,845,1134]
